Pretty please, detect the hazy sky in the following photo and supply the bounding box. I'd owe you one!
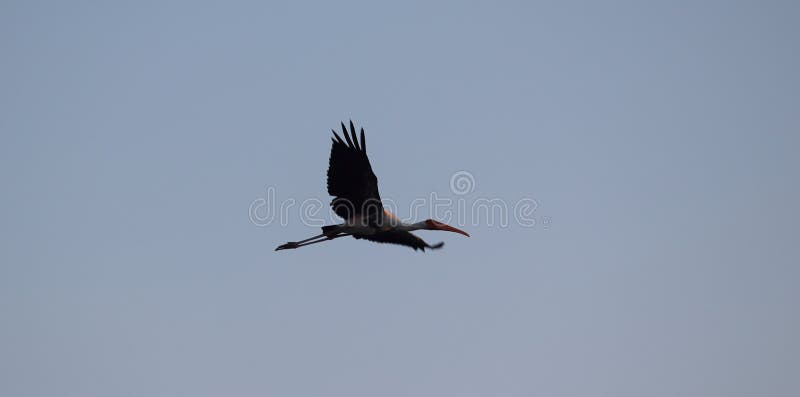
[2,1,798,396]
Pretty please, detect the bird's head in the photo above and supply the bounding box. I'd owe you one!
[424,219,470,237]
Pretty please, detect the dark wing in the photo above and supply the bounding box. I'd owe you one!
[354,230,444,251]
[327,121,382,220]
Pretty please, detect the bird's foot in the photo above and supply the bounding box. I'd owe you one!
[275,242,299,251]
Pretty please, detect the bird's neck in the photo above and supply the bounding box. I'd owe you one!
[397,221,428,232]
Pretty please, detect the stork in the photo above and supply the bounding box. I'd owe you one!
[276,121,469,251]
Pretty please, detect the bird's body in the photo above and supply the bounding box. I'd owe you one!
[276,121,469,252]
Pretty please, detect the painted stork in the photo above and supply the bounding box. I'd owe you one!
[275,121,470,252]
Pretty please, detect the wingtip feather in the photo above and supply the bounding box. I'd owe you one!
[349,120,360,151]
[341,122,354,147]
[332,129,345,145]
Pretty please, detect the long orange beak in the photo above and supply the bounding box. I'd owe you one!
[435,222,470,237]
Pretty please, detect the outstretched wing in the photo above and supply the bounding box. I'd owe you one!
[354,231,444,251]
[327,121,382,220]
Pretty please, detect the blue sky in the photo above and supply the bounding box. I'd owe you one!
[2,1,798,396]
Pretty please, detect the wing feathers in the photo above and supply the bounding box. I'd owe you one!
[354,230,444,251]
[341,122,354,147]
[332,129,346,145]
[349,120,360,151]
[327,121,382,220]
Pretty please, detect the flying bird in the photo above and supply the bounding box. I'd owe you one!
[276,121,470,252]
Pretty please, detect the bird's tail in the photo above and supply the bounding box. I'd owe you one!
[321,225,340,235]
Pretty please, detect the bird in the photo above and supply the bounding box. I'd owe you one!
[275,121,470,252]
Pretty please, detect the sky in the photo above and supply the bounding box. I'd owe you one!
[1,1,798,396]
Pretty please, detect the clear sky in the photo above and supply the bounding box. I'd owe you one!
[2,1,798,396]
